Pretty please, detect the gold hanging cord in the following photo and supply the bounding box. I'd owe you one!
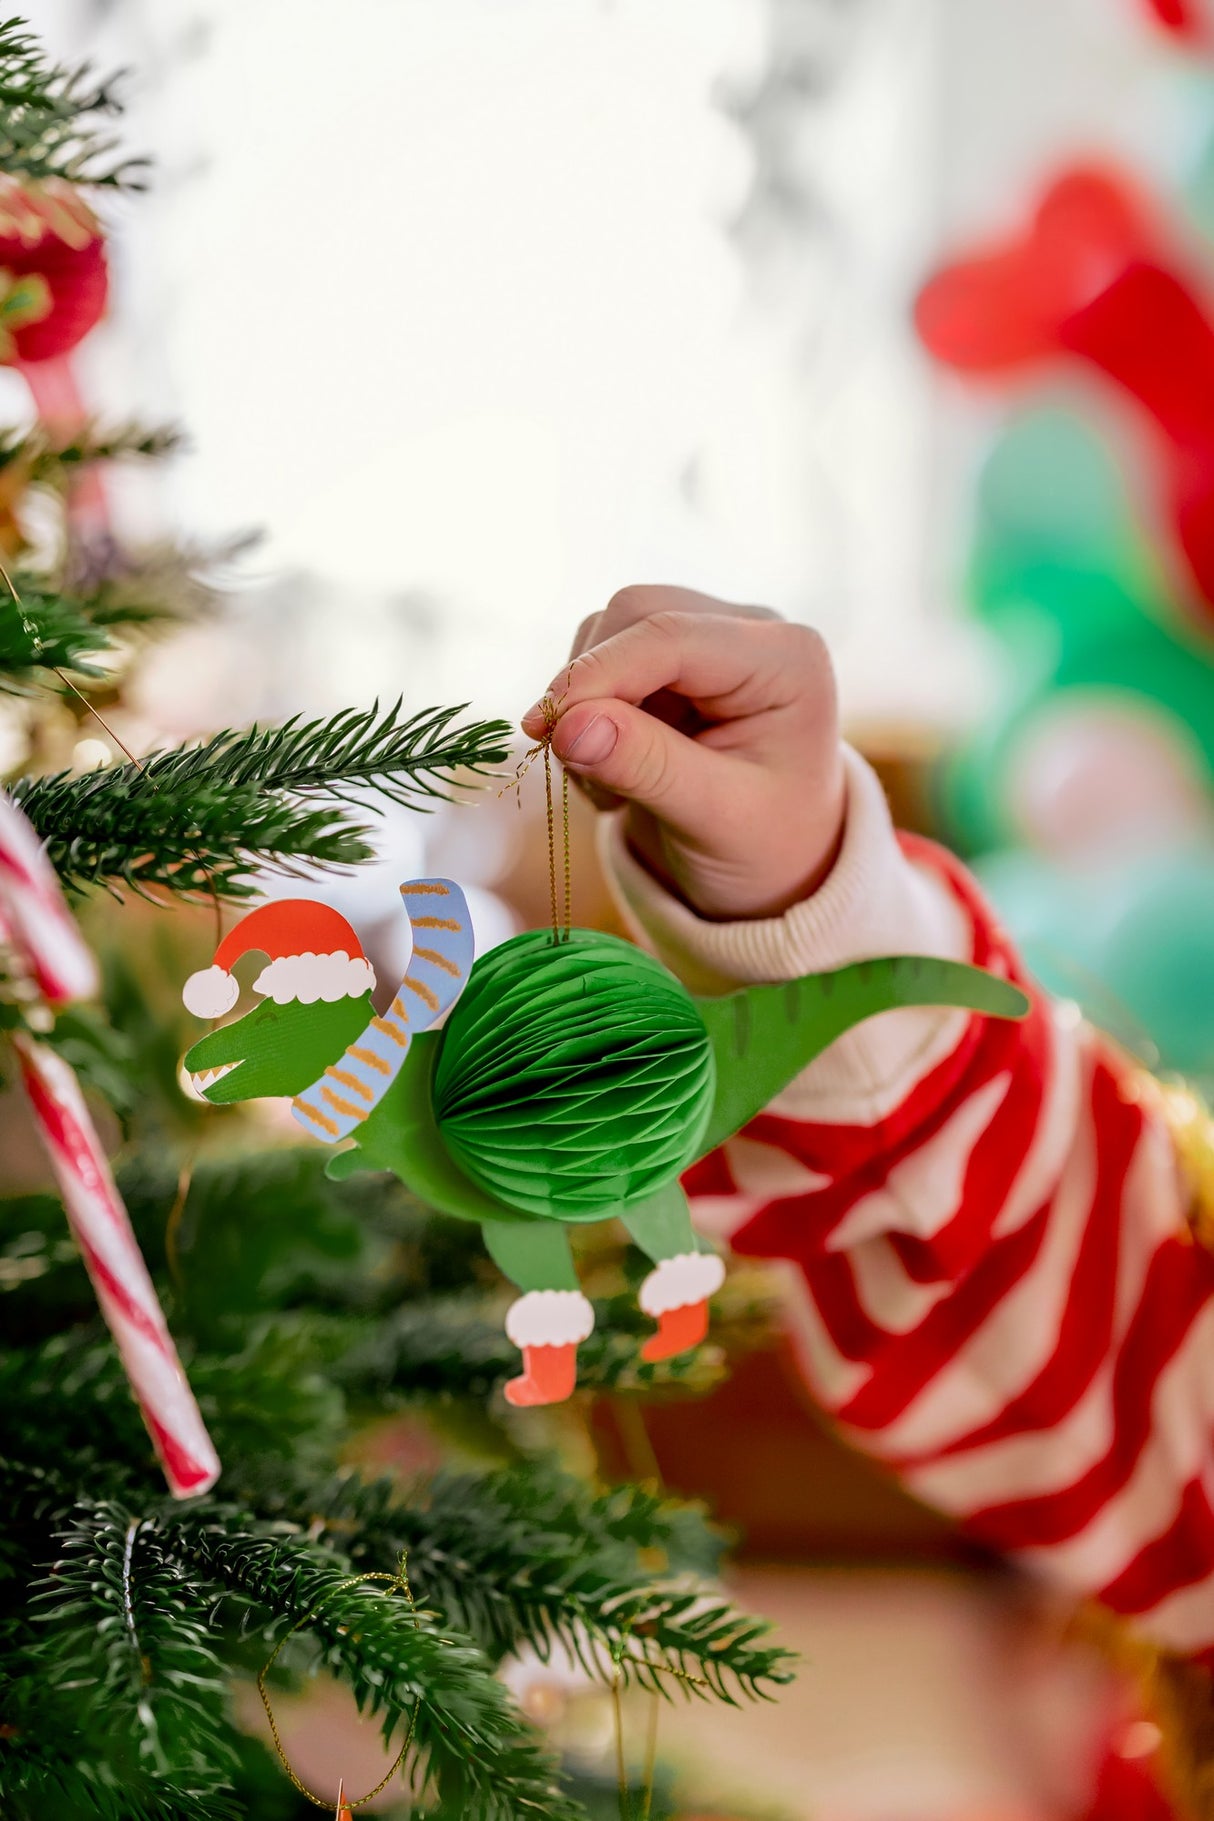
[256,1553,421,1811]
[501,685,571,943]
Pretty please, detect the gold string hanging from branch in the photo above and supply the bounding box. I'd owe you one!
[256,1553,421,1812]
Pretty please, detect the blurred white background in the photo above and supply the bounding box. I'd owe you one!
[11,0,1185,734]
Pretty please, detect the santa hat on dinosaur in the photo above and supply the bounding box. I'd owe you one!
[181,900,376,1019]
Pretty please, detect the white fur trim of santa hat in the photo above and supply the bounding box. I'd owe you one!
[638,1251,725,1317]
[182,964,242,1020]
[505,1289,595,1350]
[254,951,375,1006]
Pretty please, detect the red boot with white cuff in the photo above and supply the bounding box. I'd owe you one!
[503,1289,595,1407]
[638,1252,726,1362]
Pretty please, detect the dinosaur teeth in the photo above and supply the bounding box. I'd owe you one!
[189,1061,239,1094]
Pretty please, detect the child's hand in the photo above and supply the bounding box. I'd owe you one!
[522,586,845,920]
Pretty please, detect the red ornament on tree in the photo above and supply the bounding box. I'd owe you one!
[0,176,107,424]
[0,176,107,364]
[0,176,110,533]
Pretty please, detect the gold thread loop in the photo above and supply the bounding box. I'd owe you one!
[256,1552,421,1811]
[501,682,573,944]
[600,1607,708,1821]
[542,736,558,939]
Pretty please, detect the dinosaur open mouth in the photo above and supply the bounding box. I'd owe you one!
[190,1060,241,1096]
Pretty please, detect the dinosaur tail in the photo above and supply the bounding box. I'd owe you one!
[694,954,1030,1157]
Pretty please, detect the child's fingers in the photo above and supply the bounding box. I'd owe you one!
[532,610,824,731]
[568,611,603,664]
[522,591,781,739]
[570,585,776,662]
[550,693,740,830]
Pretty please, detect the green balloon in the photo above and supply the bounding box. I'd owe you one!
[941,404,1214,854]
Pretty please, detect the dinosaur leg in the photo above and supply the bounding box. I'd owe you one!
[621,1184,725,1363]
[481,1219,593,1407]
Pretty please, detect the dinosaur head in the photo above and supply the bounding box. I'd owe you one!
[181,896,377,1106]
[183,989,374,1103]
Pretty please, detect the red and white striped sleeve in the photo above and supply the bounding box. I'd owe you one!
[601,747,1214,1661]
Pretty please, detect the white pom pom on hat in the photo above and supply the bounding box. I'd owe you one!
[182,964,241,1020]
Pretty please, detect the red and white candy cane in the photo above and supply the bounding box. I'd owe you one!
[0,787,219,1497]
[0,787,97,1004]
[14,1034,220,1498]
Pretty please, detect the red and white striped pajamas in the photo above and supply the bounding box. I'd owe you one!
[605,748,1214,1662]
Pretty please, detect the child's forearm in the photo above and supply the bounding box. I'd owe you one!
[602,748,1214,1661]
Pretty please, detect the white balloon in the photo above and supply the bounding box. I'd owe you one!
[1009,697,1212,860]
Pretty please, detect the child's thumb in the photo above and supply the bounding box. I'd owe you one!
[550,698,700,825]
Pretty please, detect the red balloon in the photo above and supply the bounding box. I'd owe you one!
[1141,0,1210,41]
[916,165,1214,625]
[914,168,1154,372]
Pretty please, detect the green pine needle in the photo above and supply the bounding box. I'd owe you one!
[0,582,112,687]
[0,18,148,189]
[163,699,512,807]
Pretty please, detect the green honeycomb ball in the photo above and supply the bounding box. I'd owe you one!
[432,928,716,1220]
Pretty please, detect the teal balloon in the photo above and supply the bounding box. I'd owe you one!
[1096,850,1214,1078]
[1176,72,1214,250]
[975,845,1214,1082]
[976,407,1140,573]
[971,406,1159,637]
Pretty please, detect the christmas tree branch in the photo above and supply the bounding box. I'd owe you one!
[0,1689,242,1821]
[66,535,256,629]
[27,1499,237,1791]
[165,1512,583,1821]
[0,19,147,189]
[299,1468,794,1704]
[12,765,373,898]
[150,699,512,807]
[0,1466,242,1820]
[0,419,185,483]
[13,702,512,898]
[0,581,112,686]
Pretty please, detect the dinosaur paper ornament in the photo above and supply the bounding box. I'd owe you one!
[182,882,1030,1406]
